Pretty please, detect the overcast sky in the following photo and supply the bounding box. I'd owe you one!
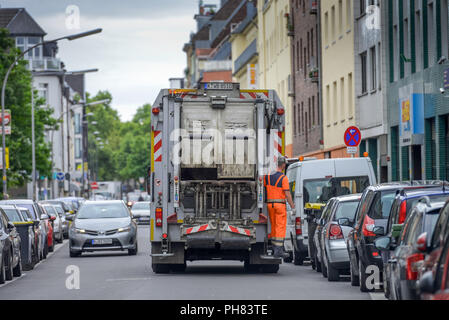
[0,0,220,121]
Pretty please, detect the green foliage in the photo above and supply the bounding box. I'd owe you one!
[0,28,57,190]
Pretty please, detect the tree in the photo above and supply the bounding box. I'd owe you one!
[0,28,57,193]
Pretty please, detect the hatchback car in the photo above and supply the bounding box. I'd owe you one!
[0,208,22,283]
[377,200,445,300]
[346,182,445,292]
[67,200,138,257]
[319,194,361,281]
[131,201,151,224]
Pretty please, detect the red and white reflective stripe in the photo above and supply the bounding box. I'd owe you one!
[239,91,269,99]
[154,131,162,162]
[226,225,251,237]
[273,131,283,163]
[185,224,211,235]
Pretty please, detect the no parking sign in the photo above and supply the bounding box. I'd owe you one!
[344,126,361,154]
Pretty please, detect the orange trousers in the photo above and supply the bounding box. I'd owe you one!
[268,203,287,246]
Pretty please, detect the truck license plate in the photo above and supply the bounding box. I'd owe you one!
[92,239,113,245]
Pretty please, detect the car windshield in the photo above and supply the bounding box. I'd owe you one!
[44,206,56,215]
[132,202,150,210]
[303,176,369,204]
[3,209,22,222]
[76,203,129,219]
[18,204,37,219]
[20,210,32,220]
[333,201,359,222]
[54,206,64,214]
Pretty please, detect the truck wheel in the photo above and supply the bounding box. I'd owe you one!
[262,264,279,273]
[293,250,304,265]
[171,263,187,273]
[243,261,259,273]
[152,264,170,274]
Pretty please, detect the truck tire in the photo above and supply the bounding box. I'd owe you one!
[293,250,304,265]
[262,264,279,273]
[152,264,171,274]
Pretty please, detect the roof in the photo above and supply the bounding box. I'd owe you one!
[332,194,363,202]
[0,8,46,36]
[0,204,18,210]
[399,189,449,199]
[368,181,449,191]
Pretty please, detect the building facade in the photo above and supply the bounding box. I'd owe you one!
[320,0,356,158]
[289,0,322,158]
[354,0,388,182]
[257,0,293,156]
[385,0,449,182]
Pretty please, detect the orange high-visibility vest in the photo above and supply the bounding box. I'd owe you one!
[264,171,289,202]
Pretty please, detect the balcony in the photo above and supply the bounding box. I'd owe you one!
[25,57,62,72]
[234,39,257,75]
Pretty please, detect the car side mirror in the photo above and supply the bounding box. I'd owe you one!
[373,226,385,236]
[419,271,435,294]
[374,236,391,251]
[7,221,15,230]
[415,232,428,253]
[40,214,49,220]
[338,218,350,226]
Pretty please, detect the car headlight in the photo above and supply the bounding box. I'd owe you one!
[74,228,86,234]
[118,226,131,233]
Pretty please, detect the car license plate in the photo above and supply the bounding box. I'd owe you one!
[92,239,113,245]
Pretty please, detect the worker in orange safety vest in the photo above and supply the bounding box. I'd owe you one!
[264,156,295,258]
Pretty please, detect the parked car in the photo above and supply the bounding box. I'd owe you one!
[381,190,449,298]
[41,200,73,238]
[67,200,138,257]
[130,201,151,224]
[377,200,445,300]
[317,194,361,281]
[0,200,48,260]
[416,197,449,284]
[419,232,449,300]
[0,208,22,283]
[346,182,446,292]
[55,197,84,213]
[51,203,69,239]
[37,203,55,253]
[41,204,63,244]
[0,205,37,271]
[285,157,376,266]
[16,207,40,267]
[312,198,338,272]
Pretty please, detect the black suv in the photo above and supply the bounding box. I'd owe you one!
[346,181,447,292]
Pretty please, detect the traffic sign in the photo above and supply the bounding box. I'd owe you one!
[91,181,99,190]
[56,172,65,181]
[346,147,358,154]
[0,110,11,135]
[344,126,362,147]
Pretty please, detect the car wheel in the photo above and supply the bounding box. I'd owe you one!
[128,242,138,256]
[13,255,22,277]
[383,271,391,299]
[5,251,13,281]
[314,252,322,273]
[283,251,293,263]
[359,259,371,292]
[49,233,54,252]
[327,257,340,282]
[293,250,304,265]
[43,241,48,259]
[321,251,328,278]
[0,254,5,284]
[69,245,82,258]
[350,258,360,286]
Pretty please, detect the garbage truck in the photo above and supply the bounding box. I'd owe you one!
[149,82,286,273]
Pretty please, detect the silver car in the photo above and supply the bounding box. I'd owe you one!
[318,194,361,281]
[131,201,151,224]
[67,200,138,257]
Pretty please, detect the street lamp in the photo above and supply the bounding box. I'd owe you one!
[1,28,102,197]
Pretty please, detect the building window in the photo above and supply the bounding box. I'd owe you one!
[339,0,343,35]
[348,73,353,117]
[37,83,48,102]
[325,12,329,45]
[331,6,336,42]
[326,85,330,125]
[312,95,316,126]
[346,0,351,30]
[360,51,368,94]
[340,77,345,119]
[333,81,337,122]
[16,37,43,59]
[370,46,377,91]
[75,138,82,159]
[75,113,81,134]
[415,10,422,72]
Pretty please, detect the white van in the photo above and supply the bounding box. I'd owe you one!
[284,157,377,265]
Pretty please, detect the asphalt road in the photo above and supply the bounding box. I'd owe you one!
[0,226,383,300]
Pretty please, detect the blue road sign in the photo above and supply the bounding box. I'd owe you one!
[56,172,65,181]
[344,126,362,147]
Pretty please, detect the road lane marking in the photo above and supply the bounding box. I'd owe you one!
[106,277,152,282]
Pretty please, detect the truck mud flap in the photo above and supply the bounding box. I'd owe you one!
[151,242,185,264]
